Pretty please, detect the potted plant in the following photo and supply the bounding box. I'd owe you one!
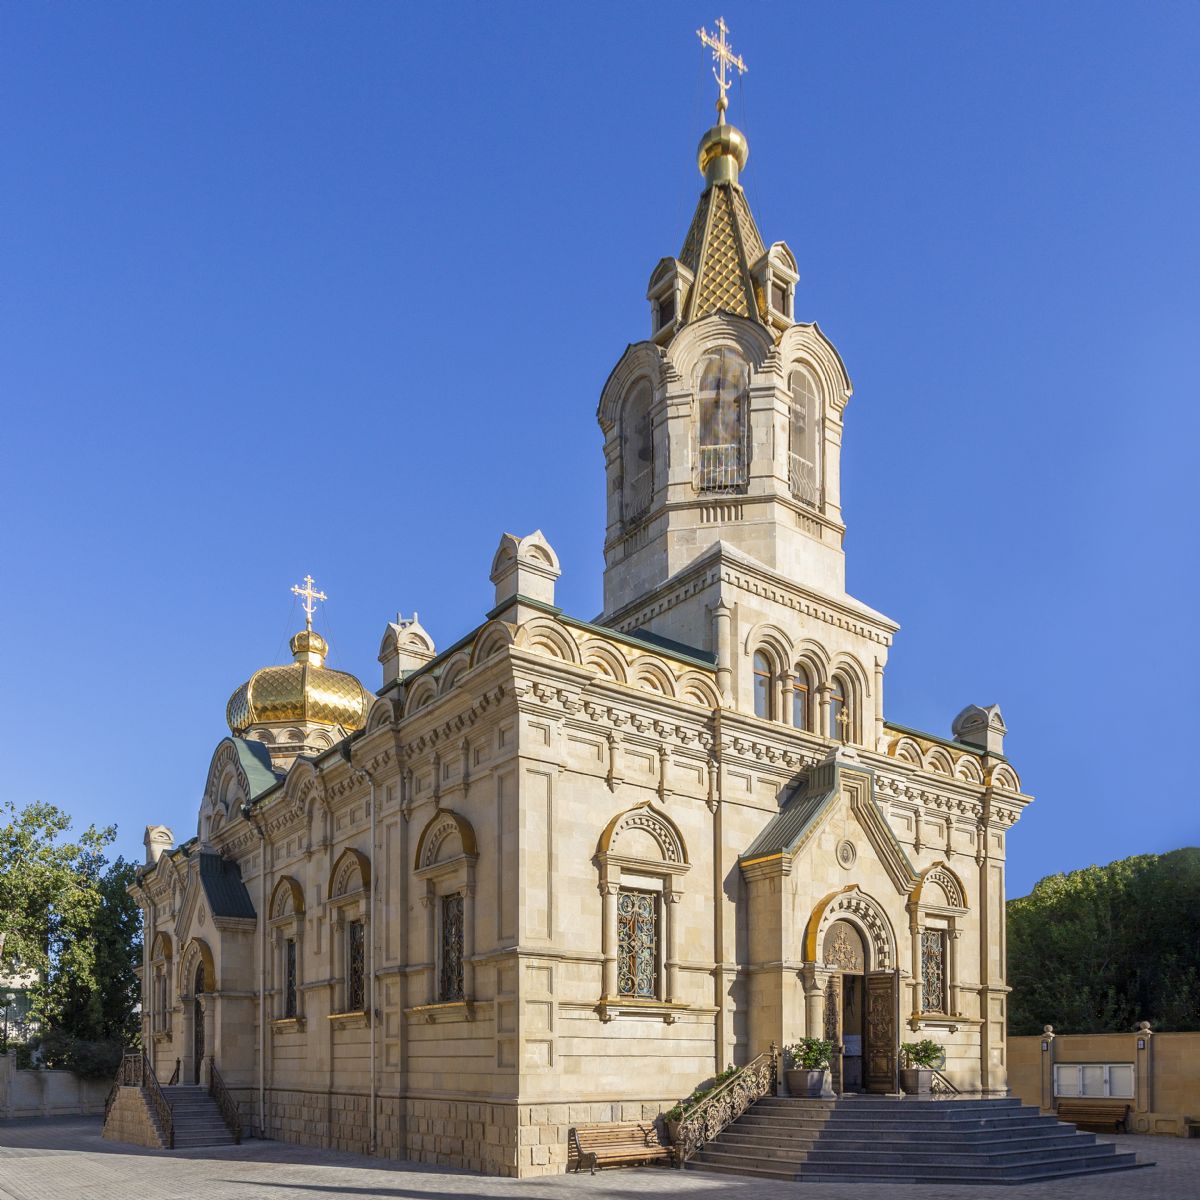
[783,1038,834,1097]
[899,1039,942,1094]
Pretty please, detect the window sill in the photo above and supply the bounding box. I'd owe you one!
[271,1016,306,1033]
[906,1013,981,1034]
[151,1031,173,1043]
[327,1009,370,1028]
[598,996,689,1024]
[404,999,475,1024]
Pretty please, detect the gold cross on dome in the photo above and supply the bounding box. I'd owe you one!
[697,17,748,115]
[290,574,327,631]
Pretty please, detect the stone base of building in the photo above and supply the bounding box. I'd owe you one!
[242,1088,674,1177]
[102,1086,167,1148]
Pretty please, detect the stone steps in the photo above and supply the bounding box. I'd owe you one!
[161,1085,237,1147]
[686,1095,1148,1184]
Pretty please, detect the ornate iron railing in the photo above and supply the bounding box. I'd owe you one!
[788,451,819,505]
[168,1058,180,1085]
[209,1060,242,1144]
[696,443,744,493]
[672,1044,778,1167]
[111,1050,174,1147]
[930,1067,961,1095]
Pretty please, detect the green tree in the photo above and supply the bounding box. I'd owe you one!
[0,802,141,1076]
[1008,848,1200,1034]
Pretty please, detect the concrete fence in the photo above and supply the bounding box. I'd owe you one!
[1008,1024,1200,1137]
[0,1052,111,1118]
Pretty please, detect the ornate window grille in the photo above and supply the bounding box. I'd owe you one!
[284,938,297,1018]
[696,349,749,493]
[921,929,947,1013]
[616,889,658,998]
[439,893,465,1003]
[788,369,821,506]
[346,920,365,1012]
[622,383,654,526]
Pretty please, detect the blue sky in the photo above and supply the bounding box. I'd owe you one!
[2,3,1196,898]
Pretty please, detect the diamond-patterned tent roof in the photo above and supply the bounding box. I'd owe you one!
[679,182,766,324]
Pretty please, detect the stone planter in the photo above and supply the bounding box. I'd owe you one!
[785,1068,826,1098]
[665,1117,683,1143]
[900,1067,935,1095]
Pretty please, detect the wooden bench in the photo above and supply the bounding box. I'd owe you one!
[1056,1100,1131,1133]
[568,1121,672,1174]
[1183,1115,1200,1138]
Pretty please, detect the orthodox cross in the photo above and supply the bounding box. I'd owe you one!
[697,17,748,116]
[291,574,327,631]
[836,704,851,742]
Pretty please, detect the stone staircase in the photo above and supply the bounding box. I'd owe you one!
[161,1085,238,1148]
[689,1095,1148,1183]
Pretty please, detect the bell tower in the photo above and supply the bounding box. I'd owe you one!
[597,23,897,738]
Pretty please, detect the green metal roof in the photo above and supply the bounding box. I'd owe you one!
[740,758,840,861]
[198,851,256,920]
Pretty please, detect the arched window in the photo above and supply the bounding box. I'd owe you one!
[830,675,852,743]
[789,369,821,506]
[792,665,812,731]
[622,382,654,524]
[696,349,749,493]
[753,652,773,720]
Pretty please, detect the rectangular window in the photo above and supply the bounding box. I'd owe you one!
[617,889,659,999]
[657,292,675,329]
[921,928,947,1013]
[346,920,365,1012]
[771,279,788,314]
[439,893,465,1002]
[284,938,297,1018]
[1054,1063,1135,1099]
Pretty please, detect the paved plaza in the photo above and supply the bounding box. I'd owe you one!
[0,1117,1186,1200]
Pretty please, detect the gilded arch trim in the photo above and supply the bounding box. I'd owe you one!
[911,861,968,911]
[803,884,897,971]
[328,847,371,901]
[413,808,478,871]
[270,875,306,919]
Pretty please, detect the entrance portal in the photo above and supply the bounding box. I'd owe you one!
[822,920,868,1093]
[192,962,205,1084]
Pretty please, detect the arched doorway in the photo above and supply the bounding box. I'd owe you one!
[822,920,868,1092]
[192,962,205,1084]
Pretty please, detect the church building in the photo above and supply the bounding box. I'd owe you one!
[125,28,1030,1177]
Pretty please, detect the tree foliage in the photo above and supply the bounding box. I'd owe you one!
[0,801,142,1075]
[1007,848,1200,1034]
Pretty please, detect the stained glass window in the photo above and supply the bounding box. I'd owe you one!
[284,938,297,1019]
[617,889,658,998]
[793,668,811,731]
[347,920,365,1012]
[697,349,749,492]
[753,652,773,720]
[789,369,820,506]
[921,929,947,1013]
[439,893,465,1003]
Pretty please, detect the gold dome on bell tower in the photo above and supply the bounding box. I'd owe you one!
[226,576,372,741]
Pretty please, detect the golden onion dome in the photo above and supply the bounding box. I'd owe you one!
[697,117,749,187]
[226,629,372,736]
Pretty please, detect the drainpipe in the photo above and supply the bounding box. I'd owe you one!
[244,804,267,1138]
[350,762,379,1155]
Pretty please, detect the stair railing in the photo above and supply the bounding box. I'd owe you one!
[167,1058,180,1085]
[672,1043,778,1167]
[110,1050,173,1147]
[208,1060,242,1144]
[929,1067,961,1095]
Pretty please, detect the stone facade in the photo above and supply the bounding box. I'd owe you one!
[125,81,1032,1178]
[103,1086,166,1148]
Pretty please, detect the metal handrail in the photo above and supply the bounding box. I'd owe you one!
[209,1060,242,1144]
[140,1052,174,1149]
[167,1059,180,1085]
[110,1050,173,1147]
[930,1067,961,1095]
[672,1043,778,1167]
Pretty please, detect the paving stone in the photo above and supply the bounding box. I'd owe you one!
[0,1116,1187,1200]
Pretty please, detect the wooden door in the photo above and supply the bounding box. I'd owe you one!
[865,970,899,1094]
